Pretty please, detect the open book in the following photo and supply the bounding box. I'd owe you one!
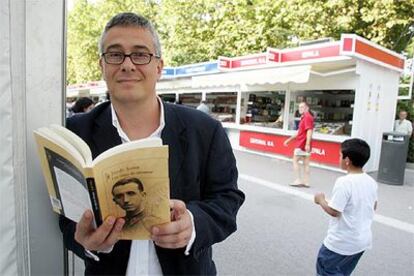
[33,124,170,240]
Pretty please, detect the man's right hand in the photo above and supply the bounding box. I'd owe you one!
[75,210,125,252]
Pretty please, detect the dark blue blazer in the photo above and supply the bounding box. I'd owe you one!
[59,101,245,275]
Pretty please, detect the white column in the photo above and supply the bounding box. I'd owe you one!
[0,0,66,275]
[0,0,20,274]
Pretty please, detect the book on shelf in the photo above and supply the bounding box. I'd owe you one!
[33,124,170,240]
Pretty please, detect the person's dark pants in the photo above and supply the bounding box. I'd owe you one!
[316,244,364,276]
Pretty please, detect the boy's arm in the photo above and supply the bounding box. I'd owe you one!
[314,193,340,217]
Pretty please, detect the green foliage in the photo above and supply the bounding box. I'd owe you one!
[67,0,159,84]
[67,0,414,84]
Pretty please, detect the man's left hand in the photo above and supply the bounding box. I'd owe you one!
[151,199,192,249]
[305,144,311,152]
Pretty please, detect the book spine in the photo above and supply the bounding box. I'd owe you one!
[86,178,103,226]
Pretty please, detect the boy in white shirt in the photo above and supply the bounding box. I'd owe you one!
[314,138,378,276]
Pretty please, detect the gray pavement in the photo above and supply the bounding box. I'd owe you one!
[71,149,414,275]
[214,149,414,276]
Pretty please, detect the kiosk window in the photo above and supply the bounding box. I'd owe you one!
[240,91,286,129]
[206,92,237,123]
[289,90,354,136]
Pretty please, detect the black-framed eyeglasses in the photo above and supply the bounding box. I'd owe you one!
[101,52,160,65]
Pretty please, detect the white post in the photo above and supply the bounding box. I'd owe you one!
[235,85,242,125]
[0,0,66,275]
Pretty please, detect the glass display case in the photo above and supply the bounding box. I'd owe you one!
[206,92,237,122]
[240,91,285,128]
[288,90,354,136]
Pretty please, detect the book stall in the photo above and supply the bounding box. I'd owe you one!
[156,34,405,171]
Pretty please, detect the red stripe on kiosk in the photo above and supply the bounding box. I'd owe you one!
[355,39,404,69]
[281,44,340,62]
[239,131,341,166]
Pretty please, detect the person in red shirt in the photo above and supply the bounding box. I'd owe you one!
[284,102,314,187]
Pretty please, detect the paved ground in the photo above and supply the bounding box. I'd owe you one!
[214,150,414,276]
[70,149,414,275]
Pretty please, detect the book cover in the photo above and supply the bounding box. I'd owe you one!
[34,125,170,240]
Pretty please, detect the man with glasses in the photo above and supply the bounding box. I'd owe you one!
[59,12,244,276]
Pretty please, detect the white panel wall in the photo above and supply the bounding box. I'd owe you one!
[0,0,66,275]
[26,0,66,275]
[0,0,19,274]
[353,60,400,171]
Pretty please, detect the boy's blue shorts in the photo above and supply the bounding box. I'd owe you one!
[316,244,364,276]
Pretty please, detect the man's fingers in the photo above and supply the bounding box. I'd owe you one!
[98,218,125,250]
[75,210,95,244]
[170,199,186,220]
[86,216,117,247]
[153,220,185,236]
[75,214,119,251]
[153,229,190,244]
[152,221,191,249]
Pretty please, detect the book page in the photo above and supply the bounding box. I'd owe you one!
[34,128,86,166]
[92,137,162,166]
[93,145,170,240]
[54,166,93,224]
[49,124,93,165]
[34,130,90,214]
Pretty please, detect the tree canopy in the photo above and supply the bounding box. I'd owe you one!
[67,0,414,84]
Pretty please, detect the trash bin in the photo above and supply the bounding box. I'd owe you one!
[377,132,410,185]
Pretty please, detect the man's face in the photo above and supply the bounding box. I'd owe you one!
[399,111,407,120]
[112,182,145,212]
[298,103,308,115]
[99,26,164,104]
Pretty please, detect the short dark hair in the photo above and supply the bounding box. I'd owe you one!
[99,12,161,56]
[341,138,370,168]
[71,97,94,113]
[112,177,144,195]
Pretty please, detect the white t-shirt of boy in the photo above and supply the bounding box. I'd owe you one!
[323,173,378,255]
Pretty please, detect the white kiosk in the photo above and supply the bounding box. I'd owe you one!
[156,34,405,172]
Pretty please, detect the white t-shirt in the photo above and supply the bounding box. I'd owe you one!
[394,119,413,136]
[323,173,378,255]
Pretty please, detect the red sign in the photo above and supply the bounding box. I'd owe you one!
[230,54,267,68]
[342,37,353,52]
[267,49,280,62]
[355,39,404,69]
[239,131,341,166]
[219,57,232,69]
[281,44,340,63]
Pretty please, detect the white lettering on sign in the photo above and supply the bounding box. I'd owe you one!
[311,147,326,156]
[301,50,319,58]
[220,60,229,67]
[185,66,205,73]
[249,138,275,147]
[240,57,266,66]
[250,138,266,146]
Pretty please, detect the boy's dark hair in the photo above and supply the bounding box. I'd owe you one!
[341,138,370,168]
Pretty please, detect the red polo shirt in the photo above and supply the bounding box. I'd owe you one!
[295,111,314,150]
